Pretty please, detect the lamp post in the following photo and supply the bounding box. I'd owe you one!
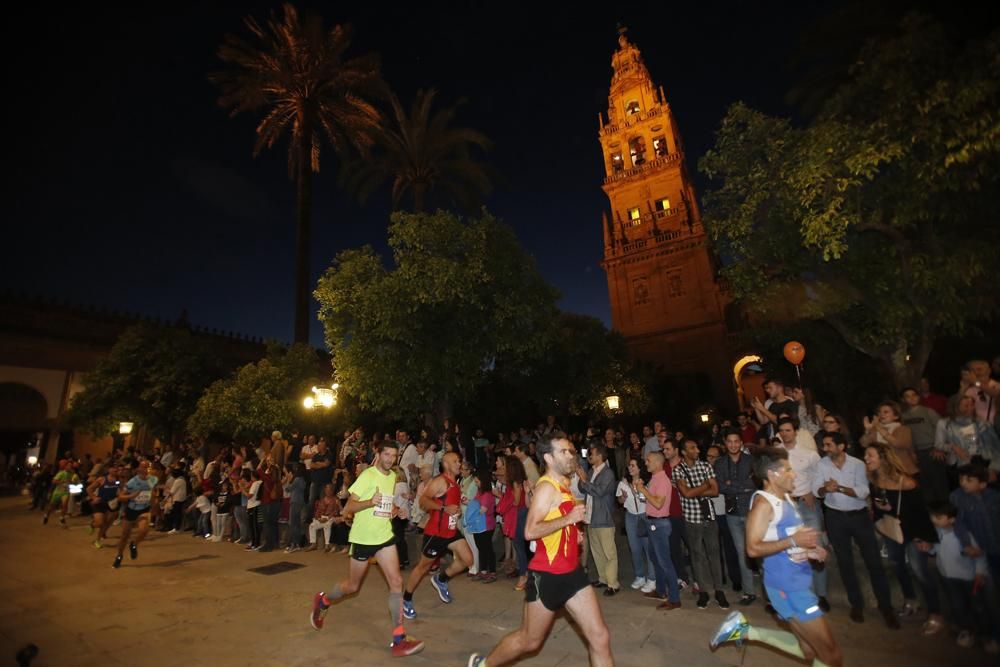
[304,384,339,410]
[605,394,620,412]
[118,421,134,455]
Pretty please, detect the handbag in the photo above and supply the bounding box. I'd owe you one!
[624,482,649,537]
[874,482,904,544]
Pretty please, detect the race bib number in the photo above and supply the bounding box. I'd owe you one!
[373,495,393,518]
[135,490,152,505]
[447,512,458,530]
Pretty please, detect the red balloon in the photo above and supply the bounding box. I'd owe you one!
[783,341,806,365]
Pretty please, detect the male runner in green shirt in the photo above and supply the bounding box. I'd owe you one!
[310,440,424,657]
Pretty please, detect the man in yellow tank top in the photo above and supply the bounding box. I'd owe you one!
[468,432,614,667]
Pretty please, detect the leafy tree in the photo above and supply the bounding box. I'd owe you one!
[66,324,220,441]
[315,209,559,422]
[700,16,1000,390]
[342,88,493,212]
[514,313,650,418]
[187,343,329,440]
[211,4,385,343]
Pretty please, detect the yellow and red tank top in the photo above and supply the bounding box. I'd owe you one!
[424,473,461,539]
[528,475,580,574]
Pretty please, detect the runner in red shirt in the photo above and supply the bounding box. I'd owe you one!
[402,451,474,619]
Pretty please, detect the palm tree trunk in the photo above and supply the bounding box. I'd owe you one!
[294,131,313,344]
[412,183,427,213]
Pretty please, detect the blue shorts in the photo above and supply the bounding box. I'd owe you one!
[765,586,823,623]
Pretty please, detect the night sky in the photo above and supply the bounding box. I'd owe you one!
[6,1,941,346]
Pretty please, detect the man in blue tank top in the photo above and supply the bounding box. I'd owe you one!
[710,447,842,667]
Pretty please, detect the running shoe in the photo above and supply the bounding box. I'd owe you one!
[710,611,749,649]
[402,599,417,619]
[431,574,452,603]
[310,592,329,630]
[391,636,425,657]
[112,555,122,569]
[468,654,486,667]
[93,540,103,549]
[129,542,138,560]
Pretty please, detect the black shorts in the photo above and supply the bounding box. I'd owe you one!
[124,507,150,522]
[420,533,463,558]
[349,536,396,562]
[525,567,590,611]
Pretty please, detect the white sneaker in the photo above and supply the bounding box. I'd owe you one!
[631,577,645,590]
[641,580,657,593]
[957,630,975,648]
[167,529,178,535]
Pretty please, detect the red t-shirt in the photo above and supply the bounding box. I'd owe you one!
[667,461,683,518]
[424,474,461,538]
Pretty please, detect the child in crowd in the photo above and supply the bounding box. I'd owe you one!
[212,480,234,542]
[186,490,212,538]
[920,502,998,654]
[948,464,1000,593]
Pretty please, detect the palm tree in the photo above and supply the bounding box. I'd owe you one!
[211,4,384,344]
[343,88,492,213]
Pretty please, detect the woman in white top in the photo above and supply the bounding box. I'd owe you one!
[616,457,656,592]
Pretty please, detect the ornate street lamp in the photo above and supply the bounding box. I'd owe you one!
[699,413,710,424]
[119,422,134,435]
[605,394,621,412]
[304,384,340,410]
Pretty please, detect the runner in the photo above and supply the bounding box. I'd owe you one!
[309,440,424,658]
[468,432,613,667]
[401,451,474,619]
[42,460,77,527]
[87,464,121,548]
[113,460,156,569]
[710,446,842,667]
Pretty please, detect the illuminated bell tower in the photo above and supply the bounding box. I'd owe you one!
[599,29,731,403]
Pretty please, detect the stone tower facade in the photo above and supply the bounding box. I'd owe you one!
[599,31,732,405]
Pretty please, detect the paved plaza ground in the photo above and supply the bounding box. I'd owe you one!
[0,495,976,666]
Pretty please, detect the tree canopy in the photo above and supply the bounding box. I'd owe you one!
[66,324,220,441]
[315,209,559,421]
[341,88,493,213]
[187,343,329,440]
[700,15,1000,388]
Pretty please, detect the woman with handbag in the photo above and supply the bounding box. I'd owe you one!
[864,443,945,635]
[617,457,655,593]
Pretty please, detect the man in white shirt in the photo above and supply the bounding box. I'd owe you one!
[398,432,420,488]
[301,435,318,470]
[415,439,436,477]
[775,417,828,606]
[514,443,539,486]
[813,432,898,627]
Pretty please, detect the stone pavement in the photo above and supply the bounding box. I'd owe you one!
[0,496,972,666]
